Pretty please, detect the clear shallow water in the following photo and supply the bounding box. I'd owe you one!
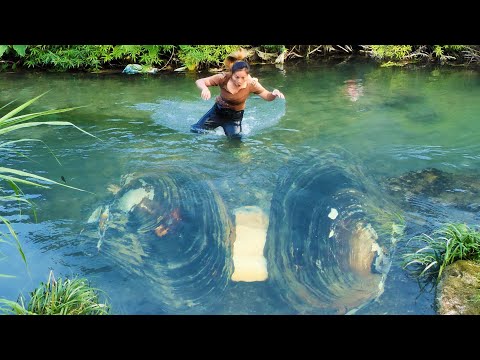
[1,60,479,315]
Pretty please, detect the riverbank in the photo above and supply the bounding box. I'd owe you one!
[1,45,479,73]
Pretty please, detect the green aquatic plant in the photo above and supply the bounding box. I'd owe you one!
[0,270,111,315]
[402,223,480,282]
[370,209,405,243]
[1,91,98,276]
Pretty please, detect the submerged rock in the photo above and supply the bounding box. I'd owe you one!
[436,260,480,315]
[382,167,480,212]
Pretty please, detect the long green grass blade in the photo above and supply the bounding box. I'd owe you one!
[0,215,26,266]
[0,138,62,166]
[0,174,50,188]
[0,195,33,204]
[0,167,94,193]
[0,91,54,122]
[0,120,101,141]
[0,106,88,128]
[0,298,33,315]
[6,179,39,222]
[0,91,50,122]
[0,100,16,111]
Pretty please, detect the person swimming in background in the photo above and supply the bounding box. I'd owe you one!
[190,48,285,139]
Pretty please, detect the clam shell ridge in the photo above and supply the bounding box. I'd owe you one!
[94,167,234,314]
[265,151,402,314]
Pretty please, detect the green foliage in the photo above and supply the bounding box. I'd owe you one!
[19,45,178,71]
[177,45,243,70]
[0,92,98,277]
[402,223,480,283]
[261,45,286,53]
[432,45,468,63]
[0,271,111,315]
[369,45,413,60]
[0,45,27,58]
[1,93,105,314]
[373,210,405,243]
[0,45,8,58]
[366,45,475,65]
[1,45,478,72]
[103,45,175,67]
[380,61,407,68]
[23,45,106,71]
[0,45,28,71]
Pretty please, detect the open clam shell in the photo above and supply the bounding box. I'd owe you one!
[265,150,402,314]
[86,167,234,313]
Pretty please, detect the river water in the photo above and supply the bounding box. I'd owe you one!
[1,60,479,315]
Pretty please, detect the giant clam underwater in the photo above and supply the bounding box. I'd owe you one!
[82,166,234,314]
[265,149,404,314]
